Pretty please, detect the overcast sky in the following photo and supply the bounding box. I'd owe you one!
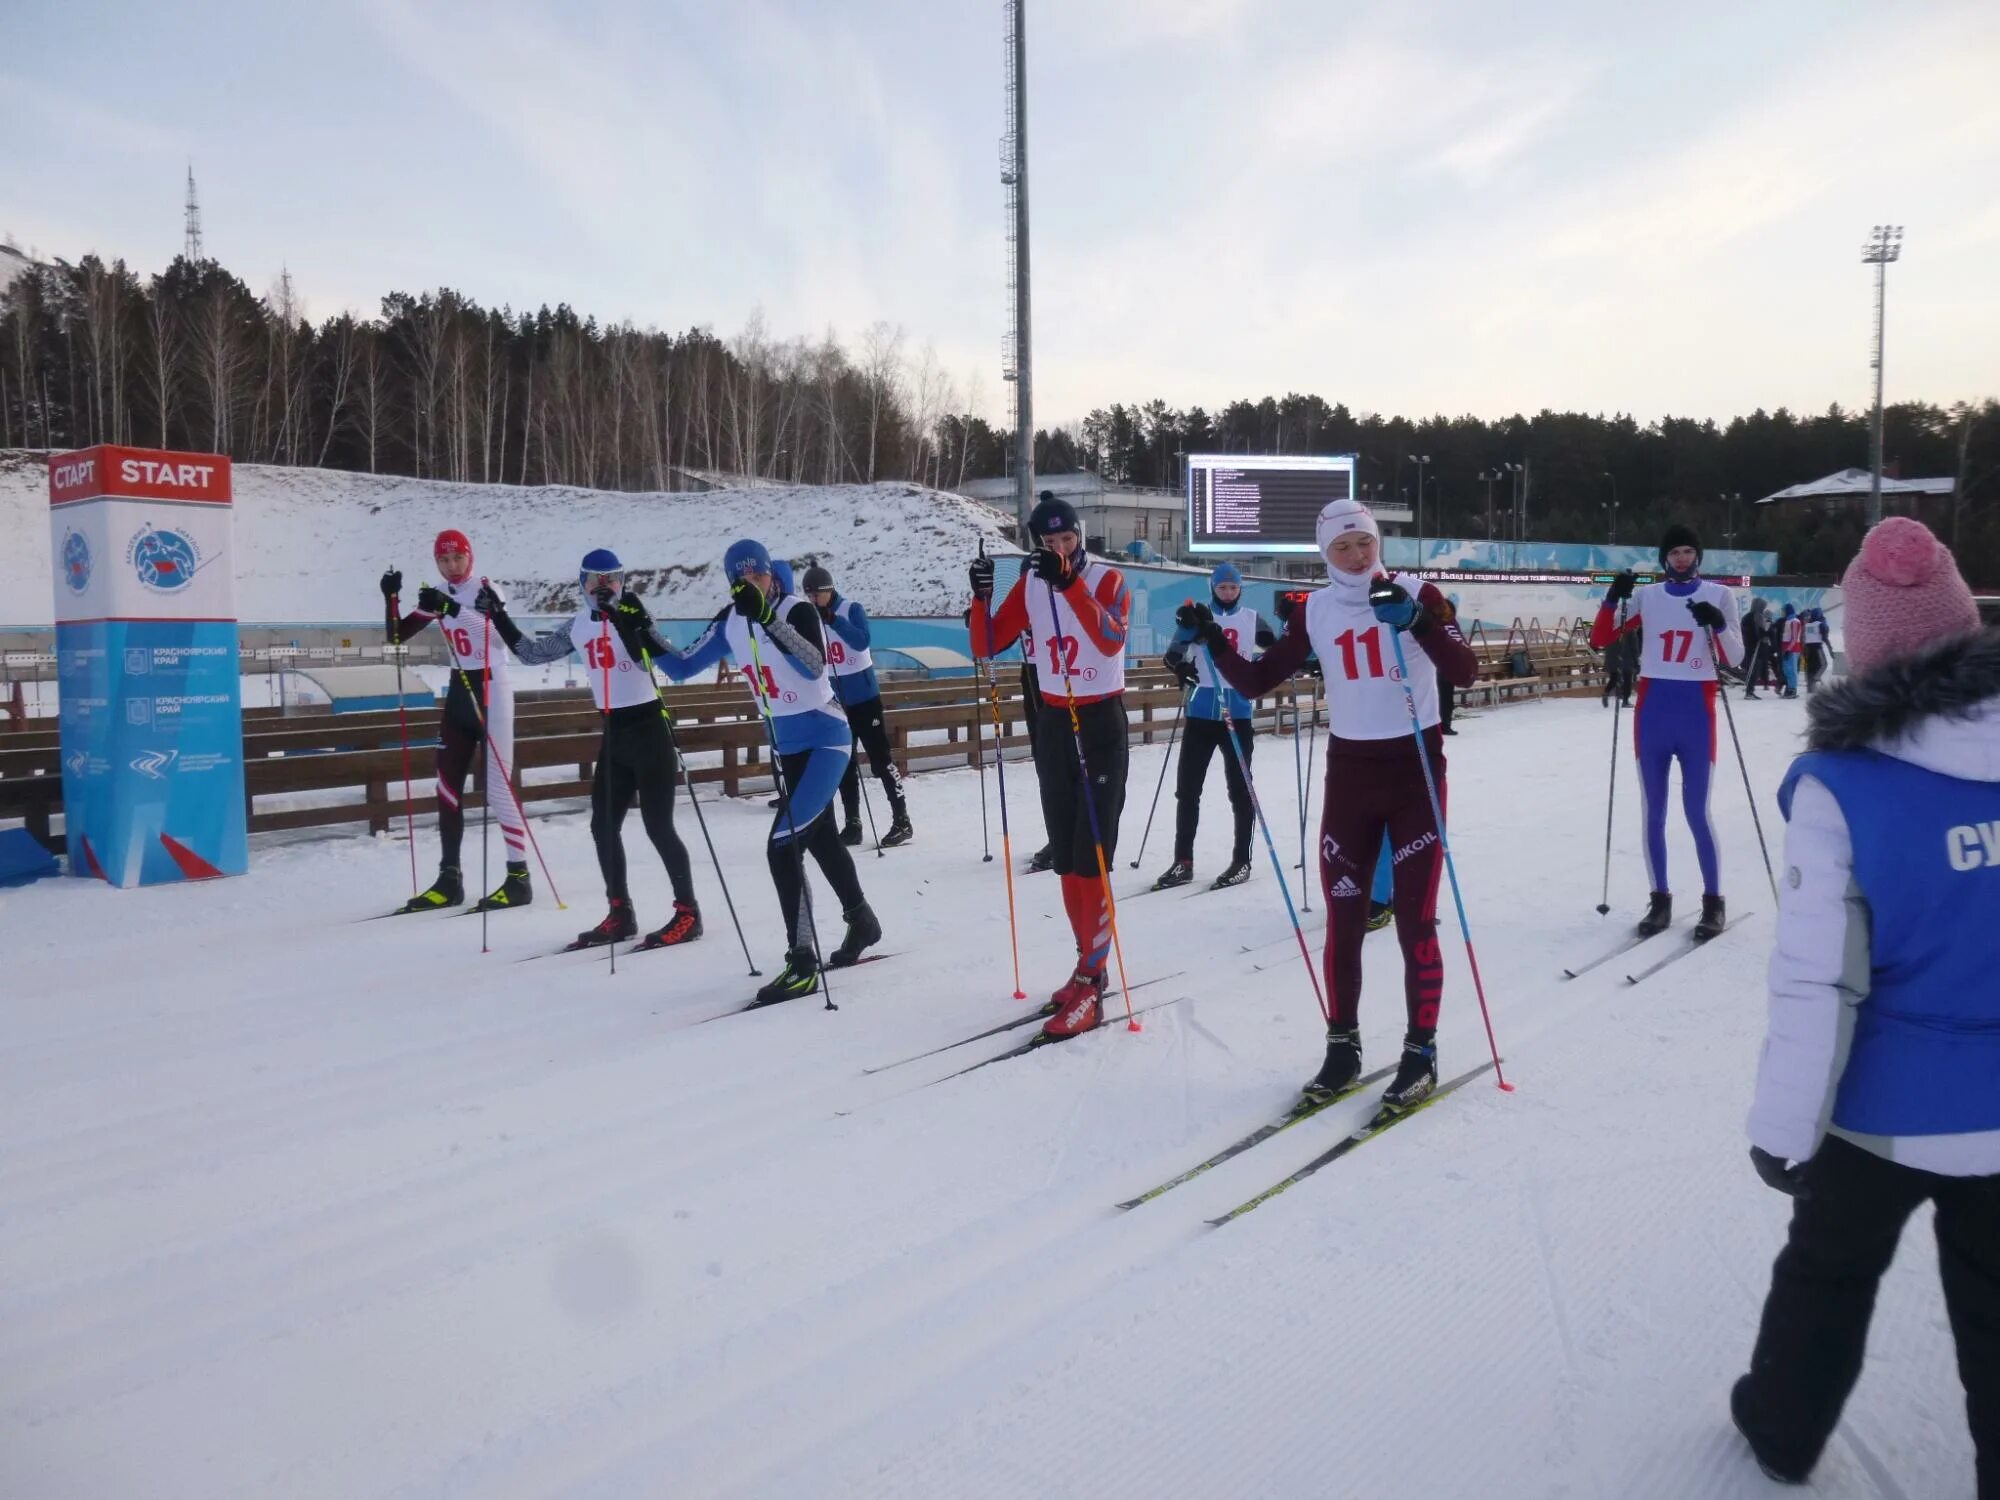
[2,0,1995,429]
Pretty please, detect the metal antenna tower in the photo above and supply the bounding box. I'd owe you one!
[1000,0,1033,533]
[184,163,204,262]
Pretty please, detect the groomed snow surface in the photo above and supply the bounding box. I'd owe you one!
[1,696,1975,1498]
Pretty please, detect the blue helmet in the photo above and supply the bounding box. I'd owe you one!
[724,538,772,581]
[772,559,796,596]
[579,547,622,591]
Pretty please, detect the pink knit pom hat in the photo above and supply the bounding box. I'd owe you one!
[1839,517,1981,676]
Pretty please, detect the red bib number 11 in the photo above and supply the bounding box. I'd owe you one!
[1331,627,1385,680]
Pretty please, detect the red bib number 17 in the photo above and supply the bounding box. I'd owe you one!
[1658,629,1694,663]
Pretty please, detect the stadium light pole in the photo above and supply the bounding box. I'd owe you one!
[1862,225,1903,529]
[1600,471,1618,546]
[1407,453,1430,561]
[1721,491,1742,551]
[1478,469,1499,539]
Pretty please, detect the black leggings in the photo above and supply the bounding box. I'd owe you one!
[590,705,695,906]
[433,683,484,867]
[1174,716,1253,864]
[770,747,866,949]
[839,695,906,817]
[1034,695,1128,877]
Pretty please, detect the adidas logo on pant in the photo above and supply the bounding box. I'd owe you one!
[1329,876,1362,898]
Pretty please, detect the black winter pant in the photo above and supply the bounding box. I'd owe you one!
[771,747,866,950]
[590,704,695,908]
[838,695,906,819]
[1738,1134,2000,1490]
[434,681,485,867]
[1034,695,1127,877]
[1173,716,1253,864]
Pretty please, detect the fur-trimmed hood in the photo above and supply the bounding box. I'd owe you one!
[1805,627,2000,782]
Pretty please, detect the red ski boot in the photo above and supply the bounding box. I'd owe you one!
[1041,970,1106,1039]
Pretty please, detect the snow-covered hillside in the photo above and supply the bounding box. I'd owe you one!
[0,450,1020,623]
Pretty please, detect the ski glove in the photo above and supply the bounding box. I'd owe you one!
[416,584,459,617]
[380,567,403,601]
[1168,654,1199,689]
[1367,579,1420,631]
[473,582,507,618]
[1749,1145,1811,1199]
[1688,600,1727,631]
[968,553,995,601]
[730,577,775,625]
[1030,546,1079,590]
[1606,570,1638,604]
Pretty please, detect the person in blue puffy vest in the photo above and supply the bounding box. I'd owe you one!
[1733,517,2000,1488]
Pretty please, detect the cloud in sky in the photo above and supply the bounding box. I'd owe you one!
[0,0,1994,431]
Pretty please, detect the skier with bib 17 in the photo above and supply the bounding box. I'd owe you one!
[1589,525,1745,941]
[1191,498,1478,1114]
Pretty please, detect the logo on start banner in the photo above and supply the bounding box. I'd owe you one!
[62,530,91,593]
[126,526,201,592]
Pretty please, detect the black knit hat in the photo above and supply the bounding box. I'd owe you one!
[1028,492,1083,542]
[801,564,834,593]
[1659,524,1702,568]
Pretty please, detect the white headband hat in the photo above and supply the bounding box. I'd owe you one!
[1315,497,1380,565]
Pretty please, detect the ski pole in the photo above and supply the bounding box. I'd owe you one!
[387,590,419,894]
[1596,600,1628,916]
[981,658,1027,1000]
[1128,677,1187,869]
[433,587,565,907]
[1042,579,1138,1030]
[852,730,884,856]
[1299,675,1319,911]
[637,647,759,976]
[480,612,492,955]
[972,659,993,863]
[600,609,616,979]
[1291,678,1305,878]
[1381,617,1512,1092]
[1707,624,1780,903]
[747,630,836,1010]
[1203,643,1328,1024]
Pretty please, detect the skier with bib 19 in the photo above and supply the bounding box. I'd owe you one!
[969,494,1132,1039]
[618,540,882,1002]
[1192,498,1478,1113]
[1154,562,1273,891]
[380,528,531,913]
[801,564,914,849]
[1589,525,1745,941]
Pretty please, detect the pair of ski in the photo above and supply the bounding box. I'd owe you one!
[1562,911,1754,986]
[1119,1059,1499,1224]
[701,952,900,1019]
[862,972,1188,1079]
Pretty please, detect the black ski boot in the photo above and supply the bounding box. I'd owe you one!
[636,902,702,950]
[880,805,913,847]
[1152,858,1194,891]
[1730,1377,1813,1485]
[1027,844,1055,873]
[572,898,636,948]
[1381,1038,1439,1114]
[1304,1026,1363,1100]
[754,946,820,1005]
[840,818,864,846]
[398,865,464,913]
[1637,890,1673,937]
[828,901,883,967]
[1210,857,1251,890]
[471,863,532,912]
[1695,893,1727,942]
[1366,900,1394,932]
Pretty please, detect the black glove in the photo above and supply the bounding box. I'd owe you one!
[416,584,459,617]
[1029,546,1078,590]
[1606,570,1637,605]
[1168,654,1198,688]
[731,577,775,625]
[968,553,995,601]
[590,583,617,619]
[380,567,402,601]
[1688,600,1727,631]
[472,581,506,618]
[1368,578,1419,631]
[1175,600,1213,635]
[1749,1146,1810,1199]
[610,593,653,655]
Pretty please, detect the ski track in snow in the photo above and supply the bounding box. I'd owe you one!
[0,697,1974,1498]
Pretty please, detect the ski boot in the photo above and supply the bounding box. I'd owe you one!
[767,794,785,811]
[1694,893,1727,942]
[1151,858,1194,891]
[828,901,883,968]
[1304,1025,1363,1100]
[1027,844,1055,873]
[840,814,865,847]
[753,946,819,1006]
[1380,1037,1439,1114]
[1637,891,1673,938]
[1210,857,1251,890]
[1366,900,1394,932]
[880,805,914,848]
[636,902,702,951]
[470,863,532,912]
[571,898,636,948]
[397,865,464,913]
[1730,1376,1813,1485]
[1041,970,1106,1039]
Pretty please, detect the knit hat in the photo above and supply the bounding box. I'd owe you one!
[434,528,472,562]
[1211,562,1242,589]
[1658,524,1701,571]
[1840,518,1982,676]
[1028,492,1082,542]
[771,559,796,595]
[1314,497,1379,566]
[724,538,771,579]
[801,565,834,594]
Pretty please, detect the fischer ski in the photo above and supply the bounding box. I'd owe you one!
[922,994,1185,1087]
[1561,920,1684,980]
[861,972,1187,1075]
[1209,1060,1498,1227]
[1117,1063,1397,1210]
[1624,912,1755,986]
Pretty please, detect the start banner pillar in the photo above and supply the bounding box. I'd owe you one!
[50,445,248,884]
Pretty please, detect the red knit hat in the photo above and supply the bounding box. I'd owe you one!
[1839,517,1980,676]
[433,528,472,563]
